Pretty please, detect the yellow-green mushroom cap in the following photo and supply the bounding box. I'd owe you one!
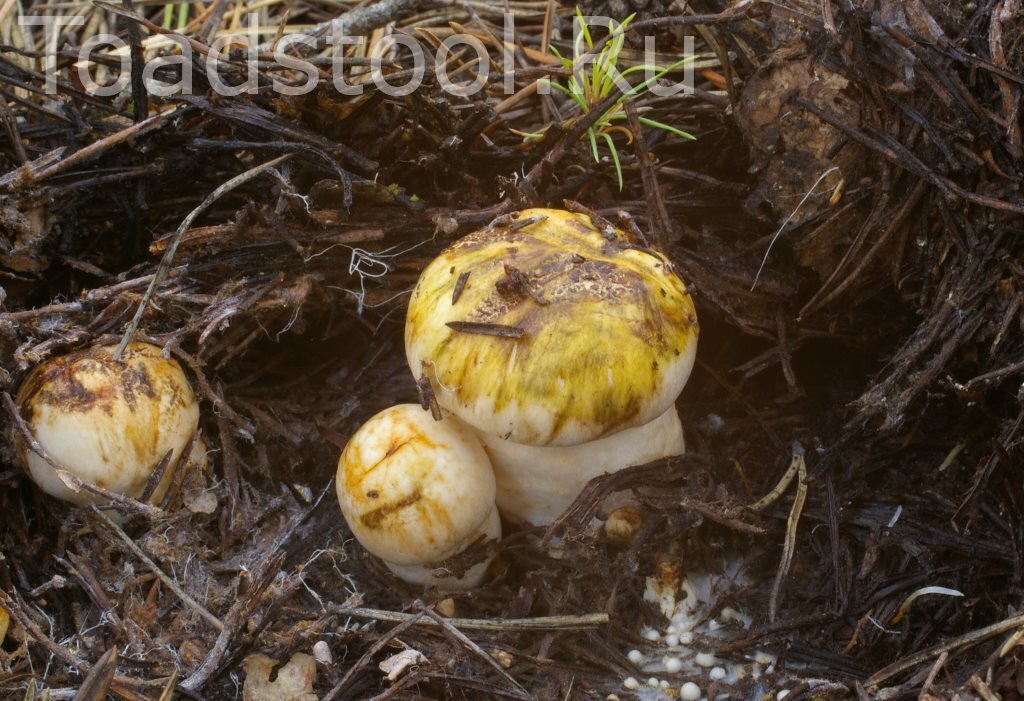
[405,208,699,447]
[15,342,201,506]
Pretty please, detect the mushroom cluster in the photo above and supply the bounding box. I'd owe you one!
[334,208,698,587]
[15,342,205,507]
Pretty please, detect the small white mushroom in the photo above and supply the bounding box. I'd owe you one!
[336,404,500,590]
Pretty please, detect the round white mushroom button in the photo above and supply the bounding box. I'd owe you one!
[623,677,640,690]
[694,652,716,667]
[680,682,702,701]
[709,667,726,681]
[312,641,332,665]
[627,649,644,664]
[664,657,683,673]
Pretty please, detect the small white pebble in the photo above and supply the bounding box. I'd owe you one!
[312,640,332,665]
[680,682,702,701]
[665,634,680,648]
[679,632,694,645]
[664,657,683,673]
[627,649,644,664]
[648,677,660,688]
[623,677,640,690]
[694,652,716,667]
[777,691,790,700]
[643,628,661,642]
[709,667,726,681]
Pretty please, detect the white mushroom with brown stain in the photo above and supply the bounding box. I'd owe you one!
[336,404,500,589]
[15,342,203,506]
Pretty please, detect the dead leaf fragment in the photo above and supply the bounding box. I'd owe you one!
[379,649,427,682]
[243,652,318,701]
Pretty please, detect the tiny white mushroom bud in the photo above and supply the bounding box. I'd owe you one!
[694,652,716,667]
[664,657,683,673]
[709,667,726,681]
[647,677,660,688]
[627,650,644,664]
[642,628,661,642]
[623,677,640,690]
[312,641,332,665]
[665,634,680,648]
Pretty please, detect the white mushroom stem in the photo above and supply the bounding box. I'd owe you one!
[475,406,685,526]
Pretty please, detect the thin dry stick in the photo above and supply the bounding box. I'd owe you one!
[114,153,293,360]
[751,166,840,291]
[328,605,610,631]
[322,611,427,701]
[919,651,948,701]
[867,609,1024,686]
[624,100,672,250]
[969,674,1001,701]
[747,444,803,513]
[27,111,173,183]
[414,601,531,700]
[2,393,162,517]
[767,443,807,622]
[281,0,443,49]
[91,508,224,631]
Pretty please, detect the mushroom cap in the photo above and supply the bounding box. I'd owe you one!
[405,208,698,447]
[16,342,200,506]
[382,507,501,590]
[477,405,685,525]
[336,404,498,567]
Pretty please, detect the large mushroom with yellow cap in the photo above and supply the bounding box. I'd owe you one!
[405,208,699,525]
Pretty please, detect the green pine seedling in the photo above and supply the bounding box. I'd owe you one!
[529,9,697,190]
